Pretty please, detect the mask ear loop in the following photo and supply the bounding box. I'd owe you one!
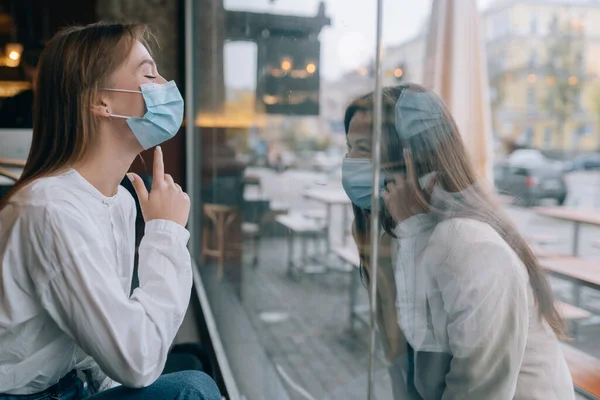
[108,113,131,119]
[100,88,142,94]
[99,88,143,119]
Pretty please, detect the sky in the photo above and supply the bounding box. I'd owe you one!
[223,0,495,88]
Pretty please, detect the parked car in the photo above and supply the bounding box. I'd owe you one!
[563,153,600,172]
[507,149,547,165]
[494,160,568,206]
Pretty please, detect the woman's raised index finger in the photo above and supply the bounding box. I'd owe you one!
[403,149,417,185]
[153,146,165,183]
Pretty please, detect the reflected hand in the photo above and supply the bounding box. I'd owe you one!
[381,150,436,224]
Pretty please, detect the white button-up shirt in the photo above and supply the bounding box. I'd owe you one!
[386,186,574,399]
[0,170,192,394]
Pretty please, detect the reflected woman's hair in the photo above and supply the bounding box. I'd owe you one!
[346,83,565,337]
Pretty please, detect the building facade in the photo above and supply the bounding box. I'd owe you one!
[360,0,600,153]
[484,0,600,153]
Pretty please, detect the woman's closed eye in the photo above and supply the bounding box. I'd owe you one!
[144,75,156,80]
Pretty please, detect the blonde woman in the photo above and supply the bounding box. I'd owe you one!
[343,84,573,399]
[0,23,219,399]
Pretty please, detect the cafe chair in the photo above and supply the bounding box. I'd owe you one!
[0,157,26,168]
[200,203,238,280]
[0,167,19,182]
[0,157,25,183]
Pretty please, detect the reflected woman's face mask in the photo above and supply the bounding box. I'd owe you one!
[342,157,435,210]
[342,158,383,210]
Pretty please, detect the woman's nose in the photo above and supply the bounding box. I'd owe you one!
[156,74,167,84]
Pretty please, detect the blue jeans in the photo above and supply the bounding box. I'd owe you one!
[0,370,221,400]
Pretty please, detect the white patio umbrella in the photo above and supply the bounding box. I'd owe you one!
[423,0,494,184]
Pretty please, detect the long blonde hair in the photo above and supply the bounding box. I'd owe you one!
[0,22,153,209]
[347,83,565,337]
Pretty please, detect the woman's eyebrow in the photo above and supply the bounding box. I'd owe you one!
[137,59,156,68]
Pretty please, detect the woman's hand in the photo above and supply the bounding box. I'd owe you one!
[128,146,190,227]
[382,150,436,224]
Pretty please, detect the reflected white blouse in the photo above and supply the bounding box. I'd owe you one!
[0,170,192,394]
[388,186,574,399]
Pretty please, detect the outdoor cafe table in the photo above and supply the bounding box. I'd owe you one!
[534,207,600,256]
[541,257,600,292]
[540,256,600,314]
[303,188,351,251]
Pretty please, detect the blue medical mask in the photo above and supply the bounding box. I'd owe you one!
[102,81,184,150]
[342,158,384,210]
[342,158,435,210]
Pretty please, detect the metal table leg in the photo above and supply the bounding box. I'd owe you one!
[286,230,294,277]
[299,233,308,279]
[572,282,582,339]
[325,203,332,253]
[572,221,581,256]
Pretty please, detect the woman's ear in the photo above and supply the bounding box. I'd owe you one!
[90,104,112,118]
[90,92,113,119]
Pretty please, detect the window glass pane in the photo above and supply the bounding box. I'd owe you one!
[188,0,380,398]
[2,1,599,399]
[187,0,600,399]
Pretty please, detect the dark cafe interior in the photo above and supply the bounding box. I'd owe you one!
[0,0,228,396]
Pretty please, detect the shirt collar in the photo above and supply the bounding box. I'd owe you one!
[67,169,120,204]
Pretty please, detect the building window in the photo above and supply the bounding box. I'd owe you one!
[574,92,582,111]
[544,127,552,148]
[488,53,506,77]
[530,13,538,34]
[527,88,536,110]
[528,50,538,68]
[579,123,593,137]
[550,14,559,33]
[522,126,534,146]
[492,10,510,39]
[577,51,585,74]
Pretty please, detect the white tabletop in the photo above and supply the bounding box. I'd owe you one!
[534,206,600,227]
[303,189,351,205]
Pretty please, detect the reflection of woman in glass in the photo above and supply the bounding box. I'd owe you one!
[343,84,573,399]
[0,23,219,399]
